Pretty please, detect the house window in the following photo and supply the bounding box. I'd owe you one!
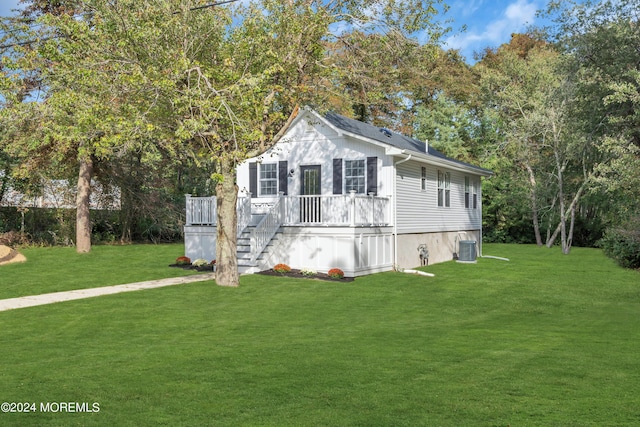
[466,176,478,209]
[345,160,365,194]
[259,163,278,196]
[421,167,427,191]
[473,179,478,209]
[465,176,470,208]
[438,170,450,207]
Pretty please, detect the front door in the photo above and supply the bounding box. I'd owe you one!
[300,165,321,223]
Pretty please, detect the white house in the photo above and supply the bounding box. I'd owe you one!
[0,172,121,210]
[184,107,493,277]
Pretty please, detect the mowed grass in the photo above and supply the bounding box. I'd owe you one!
[0,243,639,426]
[0,244,203,299]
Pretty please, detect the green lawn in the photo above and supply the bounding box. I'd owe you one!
[0,244,203,299]
[0,244,638,426]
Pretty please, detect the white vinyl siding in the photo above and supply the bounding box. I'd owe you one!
[237,117,390,198]
[396,161,482,234]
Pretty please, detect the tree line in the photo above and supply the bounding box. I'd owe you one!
[0,0,638,286]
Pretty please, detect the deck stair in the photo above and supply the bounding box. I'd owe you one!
[237,201,282,273]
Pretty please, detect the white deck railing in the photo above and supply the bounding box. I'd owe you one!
[250,197,283,264]
[281,193,390,226]
[185,195,216,226]
[237,196,251,237]
[185,194,251,237]
[185,192,391,228]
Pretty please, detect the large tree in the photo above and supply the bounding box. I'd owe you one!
[547,0,640,225]
[0,0,139,252]
[476,34,597,253]
[15,0,446,286]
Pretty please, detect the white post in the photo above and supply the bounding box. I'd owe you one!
[368,192,375,225]
[278,191,285,223]
[185,194,192,226]
[349,190,357,227]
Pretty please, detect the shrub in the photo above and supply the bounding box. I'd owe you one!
[301,268,316,277]
[273,263,291,273]
[328,268,344,279]
[0,231,28,247]
[600,217,640,269]
[192,258,208,267]
[176,256,191,266]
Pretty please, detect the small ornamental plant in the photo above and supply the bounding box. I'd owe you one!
[192,258,208,267]
[176,256,191,266]
[301,268,316,277]
[328,268,344,279]
[273,263,292,274]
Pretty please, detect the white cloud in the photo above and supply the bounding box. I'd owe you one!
[444,0,539,60]
[451,0,486,19]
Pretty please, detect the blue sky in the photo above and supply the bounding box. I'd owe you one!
[440,0,554,61]
[0,0,569,63]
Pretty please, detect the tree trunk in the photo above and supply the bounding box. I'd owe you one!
[565,202,576,255]
[525,162,543,246]
[546,185,585,249]
[76,157,94,253]
[215,158,239,287]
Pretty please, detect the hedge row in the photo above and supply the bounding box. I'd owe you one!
[600,216,640,270]
[0,207,183,246]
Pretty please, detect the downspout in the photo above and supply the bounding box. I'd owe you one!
[393,153,412,270]
[478,177,484,258]
[479,178,484,258]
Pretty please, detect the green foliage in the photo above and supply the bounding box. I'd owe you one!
[300,268,316,277]
[600,216,640,269]
[0,206,183,246]
[414,95,475,161]
[546,0,640,237]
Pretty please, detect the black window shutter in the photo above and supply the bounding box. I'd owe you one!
[367,157,378,195]
[278,161,288,195]
[333,158,343,194]
[249,162,258,197]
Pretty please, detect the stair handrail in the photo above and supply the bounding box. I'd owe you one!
[250,193,283,264]
[236,196,251,237]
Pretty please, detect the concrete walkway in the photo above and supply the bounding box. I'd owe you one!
[0,273,215,312]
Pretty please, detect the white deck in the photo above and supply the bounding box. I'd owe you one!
[184,194,393,277]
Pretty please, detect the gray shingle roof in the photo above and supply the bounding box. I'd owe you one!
[323,112,492,175]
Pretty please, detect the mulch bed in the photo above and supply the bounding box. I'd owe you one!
[257,268,354,282]
[169,264,215,272]
[169,264,353,281]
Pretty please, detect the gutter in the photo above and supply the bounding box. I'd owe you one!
[393,152,412,270]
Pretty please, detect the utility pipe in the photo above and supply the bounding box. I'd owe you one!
[481,255,510,261]
[393,153,412,270]
[403,269,435,277]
